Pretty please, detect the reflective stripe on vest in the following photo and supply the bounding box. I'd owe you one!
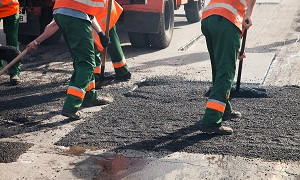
[86,80,95,91]
[202,0,247,31]
[94,66,101,74]
[54,0,105,17]
[206,99,226,113]
[67,86,85,99]
[73,0,105,7]
[112,57,126,69]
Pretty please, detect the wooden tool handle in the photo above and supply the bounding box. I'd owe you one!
[0,48,28,76]
[100,0,113,78]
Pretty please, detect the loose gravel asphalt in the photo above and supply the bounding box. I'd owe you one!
[2,76,298,162]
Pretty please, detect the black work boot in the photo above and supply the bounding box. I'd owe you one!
[115,72,131,81]
[200,125,233,135]
[61,109,82,120]
[82,96,113,107]
[222,110,242,121]
[10,74,21,85]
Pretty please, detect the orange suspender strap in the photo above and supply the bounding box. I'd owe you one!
[67,86,85,99]
[206,99,226,113]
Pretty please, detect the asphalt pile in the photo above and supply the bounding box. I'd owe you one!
[0,142,33,163]
[54,77,300,161]
[1,76,299,161]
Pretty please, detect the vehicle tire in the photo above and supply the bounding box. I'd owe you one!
[128,32,150,48]
[148,0,174,49]
[184,0,205,23]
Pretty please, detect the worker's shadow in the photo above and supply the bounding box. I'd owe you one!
[0,79,75,138]
[71,122,218,180]
[115,122,218,152]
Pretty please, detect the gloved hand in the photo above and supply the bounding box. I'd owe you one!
[98,31,110,48]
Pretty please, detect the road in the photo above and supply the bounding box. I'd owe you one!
[0,0,300,179]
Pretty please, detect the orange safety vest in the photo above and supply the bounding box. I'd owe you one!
[93,0,123,52]
[0,0,19,18]
[202,0,247,31]
[53,0,106,16]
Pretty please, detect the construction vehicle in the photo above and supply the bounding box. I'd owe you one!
[18,0,205,49]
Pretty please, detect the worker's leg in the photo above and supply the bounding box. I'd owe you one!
[54,14,98,113]
[3,13,20,76]
[201,17,217,85]
[108,26,131,80]
[201,15,241,127]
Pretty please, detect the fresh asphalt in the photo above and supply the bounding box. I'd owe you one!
[1,76,299,162]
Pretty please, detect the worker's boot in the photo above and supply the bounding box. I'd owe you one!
[61,109,82,120]
[10,74,21,85]
[222,110,242,121]
[115,71,131,81]
[200,125,233,135]
[82,96,113,107]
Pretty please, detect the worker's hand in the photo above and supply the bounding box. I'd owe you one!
[98,31,110,48]
[26,41,38,52]
[242,16,252,30]
[238,52,246,61]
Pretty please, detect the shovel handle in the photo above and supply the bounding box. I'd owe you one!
[236,29,248,92]
[0,48,28,76]
[100,0,113,78]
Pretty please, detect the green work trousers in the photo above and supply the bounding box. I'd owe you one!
[94,25,129,79]
[0,13,20,75]
[53,14,98,112]
[201,15,241,127]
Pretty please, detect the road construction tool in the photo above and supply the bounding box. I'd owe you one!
[236,29,248,92]
[100,0,113,79]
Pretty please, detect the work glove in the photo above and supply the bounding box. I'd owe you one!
[98,31,110,48]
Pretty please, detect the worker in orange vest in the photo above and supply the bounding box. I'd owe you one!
[50,0,113,119]
[27,0,130,89]
[199,0,256,135]
[91,0,131,88]
[0,0,21,85]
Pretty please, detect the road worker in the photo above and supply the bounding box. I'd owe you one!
[51,0,112,119]
[91,0,131,88]
[0,0,21,85]
[27,0,131,89]
[199,0,256,135]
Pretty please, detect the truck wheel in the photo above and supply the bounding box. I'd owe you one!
[128,32,150,48]
[148,0,174,49]
[184,0,205,23]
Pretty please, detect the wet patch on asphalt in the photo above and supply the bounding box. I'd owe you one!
[0,142,33,163]
[54,77,300,161]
